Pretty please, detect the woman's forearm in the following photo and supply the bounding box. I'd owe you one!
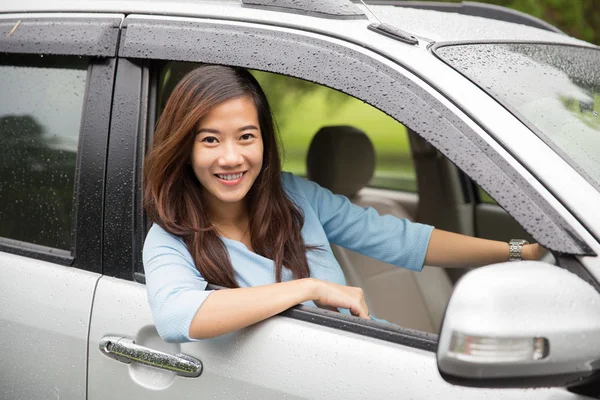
[189,278,316,339]
[424,229,537,269]
[188,277,370,339]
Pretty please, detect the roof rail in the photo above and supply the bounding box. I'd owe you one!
[363,1,564,35]
[242,0,367,20]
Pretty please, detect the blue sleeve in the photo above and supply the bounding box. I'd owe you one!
[142,223,214,343]
[284,173,434,272]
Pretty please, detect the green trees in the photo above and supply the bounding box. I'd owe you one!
[441,0,600,45]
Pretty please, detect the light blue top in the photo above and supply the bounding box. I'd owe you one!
[143,172,434,342]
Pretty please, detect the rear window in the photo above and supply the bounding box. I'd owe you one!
[0,55,88,250]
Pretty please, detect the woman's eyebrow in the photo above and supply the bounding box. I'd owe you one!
[197,128,221,134]
[197,125,258,134]
[237,125,259,132]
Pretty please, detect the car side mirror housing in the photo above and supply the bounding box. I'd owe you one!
[437,261,600,388]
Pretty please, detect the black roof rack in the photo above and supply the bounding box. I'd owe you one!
[242,0,367,20]
[363,1,564,35]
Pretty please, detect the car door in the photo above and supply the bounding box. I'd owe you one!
[87,13,594,400]
[0,13,120,399]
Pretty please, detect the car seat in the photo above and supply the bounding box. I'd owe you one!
[306,125,453,333]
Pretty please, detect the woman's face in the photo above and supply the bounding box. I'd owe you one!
[191,96,264,211]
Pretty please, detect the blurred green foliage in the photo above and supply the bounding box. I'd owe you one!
[252,71,418,191]
[435,0,600,45]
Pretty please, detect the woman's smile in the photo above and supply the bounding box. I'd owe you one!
[214,171,247,186]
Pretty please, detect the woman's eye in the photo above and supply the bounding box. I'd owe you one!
[240,133,254,141]
[201,136,218,144]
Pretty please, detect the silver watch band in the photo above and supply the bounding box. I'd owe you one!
[509,239,529,261]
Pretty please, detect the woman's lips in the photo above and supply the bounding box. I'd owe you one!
[215,172,245,186]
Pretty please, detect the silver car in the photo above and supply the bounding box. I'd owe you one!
[1,0,600,399]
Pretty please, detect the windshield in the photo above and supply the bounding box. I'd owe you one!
[435,43,600,190]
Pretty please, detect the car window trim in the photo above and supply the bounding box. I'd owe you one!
[0,237,74,266]
[0,13,122,57]
[0,55,116,273]
[0,14,121,272]
[103,58,148,280]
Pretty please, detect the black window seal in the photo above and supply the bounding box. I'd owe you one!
[103,58,147,280]
[73,57,117,274]
[0,15,121,57]
[0,237,73,266]
[0,56,115,274]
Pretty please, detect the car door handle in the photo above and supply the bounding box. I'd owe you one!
[99,335,203,377]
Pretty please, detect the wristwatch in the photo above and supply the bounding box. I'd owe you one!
[509,239,529,261]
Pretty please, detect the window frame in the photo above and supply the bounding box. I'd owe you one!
[0,14,122,273]
[115,14,589,256]
[104,14,592,350]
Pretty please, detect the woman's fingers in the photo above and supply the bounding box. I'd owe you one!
[349,303,370,319]
[314,280,369,319]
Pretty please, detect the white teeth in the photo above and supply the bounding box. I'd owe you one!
[217,173,243,181]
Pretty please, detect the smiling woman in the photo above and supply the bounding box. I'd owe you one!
[144,65,313,292]
[142,64,546,343]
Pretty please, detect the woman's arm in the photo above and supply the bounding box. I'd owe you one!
[189,278,369,339]
[424,228,545,268]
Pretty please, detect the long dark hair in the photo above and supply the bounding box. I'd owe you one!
[144,65,311,288]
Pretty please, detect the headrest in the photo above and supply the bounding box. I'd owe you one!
[306,126,375,198]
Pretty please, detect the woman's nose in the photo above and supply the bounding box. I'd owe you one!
[218,142,244,166]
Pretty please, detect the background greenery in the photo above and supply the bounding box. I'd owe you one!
[254,0,599,196]
[445,0,600,45]
[253,71,417,190]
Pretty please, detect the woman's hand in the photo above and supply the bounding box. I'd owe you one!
[310,279,370,319]
[523,243,549,261]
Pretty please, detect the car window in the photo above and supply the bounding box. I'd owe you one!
[476,186,497,204]
[252,71,417,192]
[156,63,417,193]
[0,55,89,250]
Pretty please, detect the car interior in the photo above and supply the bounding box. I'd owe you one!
[149,61,542,334]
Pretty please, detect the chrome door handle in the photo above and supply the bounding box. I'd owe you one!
[99,335,202,377]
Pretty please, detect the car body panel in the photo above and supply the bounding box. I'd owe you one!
[0,252,100,399]
[88,276,587,399]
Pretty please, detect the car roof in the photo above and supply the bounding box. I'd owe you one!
[369,4,591,46]
[1,0,594,48]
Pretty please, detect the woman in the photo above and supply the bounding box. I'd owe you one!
[143,64,544,343]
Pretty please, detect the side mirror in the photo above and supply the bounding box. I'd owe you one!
[437,261,600,388]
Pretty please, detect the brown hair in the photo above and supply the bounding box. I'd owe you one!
[143,65,311,288]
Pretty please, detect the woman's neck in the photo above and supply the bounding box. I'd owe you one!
[208,200,252,249]
[208,200,249,228]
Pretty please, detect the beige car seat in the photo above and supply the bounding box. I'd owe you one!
[306,126,453,333]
